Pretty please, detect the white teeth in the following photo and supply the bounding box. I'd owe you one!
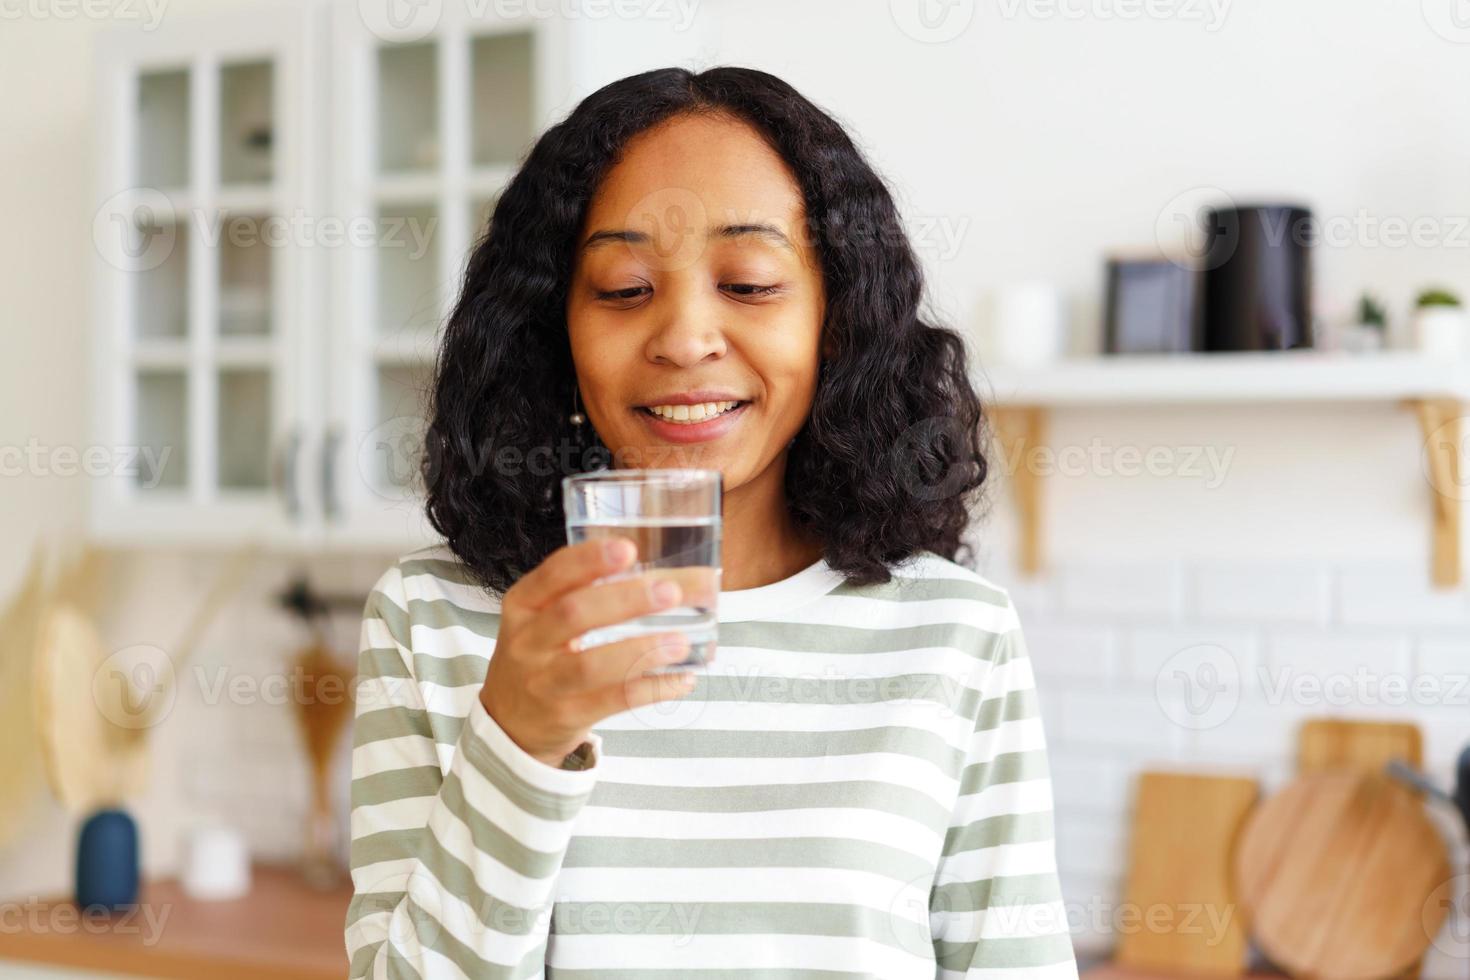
[645,400,740,423]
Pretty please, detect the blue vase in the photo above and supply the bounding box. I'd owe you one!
[76,808,139,910]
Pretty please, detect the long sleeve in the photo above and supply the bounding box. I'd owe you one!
[930,600,1079,979]
[344,561,603,979]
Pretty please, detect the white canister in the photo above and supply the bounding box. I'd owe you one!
[180,824,252,901]
[989,283,1069,366]
[1414,306,1468,358]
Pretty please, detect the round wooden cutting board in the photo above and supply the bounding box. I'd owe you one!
[1234,769,1452,979]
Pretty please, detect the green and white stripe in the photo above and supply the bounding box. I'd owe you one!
[346,545,1078,979]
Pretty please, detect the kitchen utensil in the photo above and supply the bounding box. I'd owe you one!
[562,469,722,672]
[1116,771,1258,975]
[1234,770,1451,980]
[1387,747,1470,840]
[1298,718,1422,773]
[0,546,56,850]
[290,641,355,890]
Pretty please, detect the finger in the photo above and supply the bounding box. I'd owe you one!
[638,566,719,609]
[553,631,694,692]
[506,537,637,614]
[600,667,701,715]
[530,573,685,651]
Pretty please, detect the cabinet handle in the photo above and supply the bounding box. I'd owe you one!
[274,426,304,520]
[322,426,343,522]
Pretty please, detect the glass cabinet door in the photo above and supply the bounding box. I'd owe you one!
[92,10,318,544]
[328,8,558,550]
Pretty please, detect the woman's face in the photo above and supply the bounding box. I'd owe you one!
[566,112,827,494]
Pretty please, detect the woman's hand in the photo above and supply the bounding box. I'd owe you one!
[479,537,701,768]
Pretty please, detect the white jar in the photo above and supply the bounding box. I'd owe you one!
[990,283,1069,366]
[1413,306,1468,358]
[180,823,252,901]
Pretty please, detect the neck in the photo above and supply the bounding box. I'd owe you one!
[719,453,824,591]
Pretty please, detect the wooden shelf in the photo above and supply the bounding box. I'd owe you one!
[982,351,1467,588]
[978,350,1470,406]
[0,865,351,980]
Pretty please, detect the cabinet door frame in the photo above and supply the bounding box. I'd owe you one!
[323,4,568,551]
[90,4,326,548]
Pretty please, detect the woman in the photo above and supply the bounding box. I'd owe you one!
[346,66,1077,979]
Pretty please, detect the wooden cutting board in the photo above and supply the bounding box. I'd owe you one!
[1115,771,1259,975]
[1298,718,1422,774]
[1234,770,1450,979]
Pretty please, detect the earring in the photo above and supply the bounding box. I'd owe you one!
[569,387,586,427]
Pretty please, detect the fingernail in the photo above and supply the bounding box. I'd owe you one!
[652,580,681,607]
[678,672,698,687]
[604,538,635,565]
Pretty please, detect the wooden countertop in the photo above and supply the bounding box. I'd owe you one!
[0,864,352,980]
[1083,967,1285,979]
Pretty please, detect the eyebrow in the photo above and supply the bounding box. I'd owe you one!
[581,222,795,252]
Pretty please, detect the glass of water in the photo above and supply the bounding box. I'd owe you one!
[562,469,722,672]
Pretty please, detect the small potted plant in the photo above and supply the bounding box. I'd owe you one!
[1413,288,1466,358]
[1345,293,1389,351]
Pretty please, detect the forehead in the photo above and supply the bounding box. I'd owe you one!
[581,113,808,235]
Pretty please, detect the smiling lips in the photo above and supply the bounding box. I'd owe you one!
[642,400,742,423]
[635,395,751,443]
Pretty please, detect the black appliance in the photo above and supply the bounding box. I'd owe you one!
[1202,204,1314,350]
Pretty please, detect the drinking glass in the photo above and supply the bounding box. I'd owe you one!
[561,469,721,672]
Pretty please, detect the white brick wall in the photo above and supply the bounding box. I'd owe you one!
[1015,557,1470,967]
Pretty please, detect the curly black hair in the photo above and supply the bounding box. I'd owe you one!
[422,66,989,594]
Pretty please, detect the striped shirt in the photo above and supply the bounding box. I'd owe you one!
[345,543,1078,979]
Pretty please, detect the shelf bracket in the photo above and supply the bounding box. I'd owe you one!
[990,406,1047,576]
[1407,397,1463,589]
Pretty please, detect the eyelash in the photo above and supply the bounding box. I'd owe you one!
[595,283,782,302]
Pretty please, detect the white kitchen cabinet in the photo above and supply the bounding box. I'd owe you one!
[323,4,567,549]
[90,1,566,552]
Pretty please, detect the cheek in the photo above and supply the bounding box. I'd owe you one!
[753,328,822,422]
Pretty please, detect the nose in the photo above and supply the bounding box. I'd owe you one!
[643,309,727,367]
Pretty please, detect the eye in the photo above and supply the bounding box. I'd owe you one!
[722,283,783,298]
[594,285,651,303]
